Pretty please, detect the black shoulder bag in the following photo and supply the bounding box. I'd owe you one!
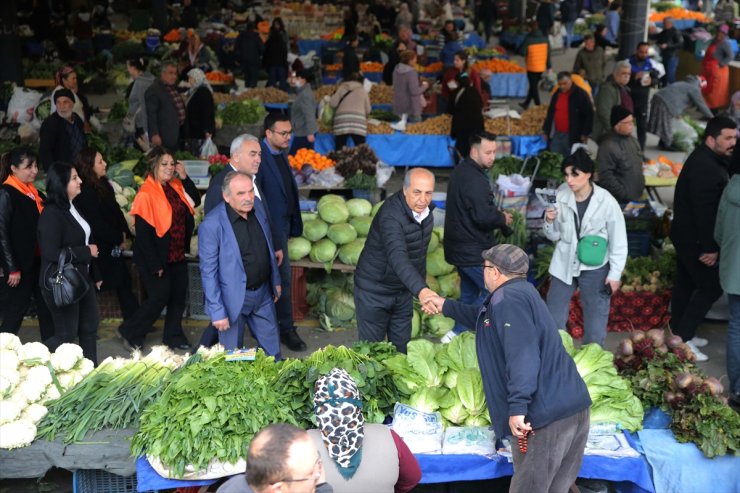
[44,248,90,307]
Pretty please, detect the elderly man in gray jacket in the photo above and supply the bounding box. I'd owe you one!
[289,69,319,154]
[596,105,645,205]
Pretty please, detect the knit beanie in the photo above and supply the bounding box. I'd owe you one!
[610,105,632,128]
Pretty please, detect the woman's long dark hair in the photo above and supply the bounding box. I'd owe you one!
[0,147,38,183]
[45,162,75,209]
[76,147,108,197]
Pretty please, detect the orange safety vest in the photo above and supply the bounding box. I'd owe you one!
[526,43,549,73]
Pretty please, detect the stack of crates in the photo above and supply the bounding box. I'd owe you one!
[73,469,155,493]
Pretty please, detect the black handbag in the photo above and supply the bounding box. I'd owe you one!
[44,248,90,307]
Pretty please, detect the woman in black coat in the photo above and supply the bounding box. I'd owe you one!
[116,146,201,351]
[448,73,484,163]
[74,147,139,320]
[263,19,289,91]
[184,68,216,155]
[0,148,54,338]
[38,162,101,364]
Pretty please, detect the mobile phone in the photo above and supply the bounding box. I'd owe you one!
[601,283,612,296]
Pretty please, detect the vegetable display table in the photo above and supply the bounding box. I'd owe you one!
[489,73,528,98]
[643,175,677,205]
[314,133,545,166]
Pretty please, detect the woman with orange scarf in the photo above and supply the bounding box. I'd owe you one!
[0,148,54,337]
[116,146,201,351]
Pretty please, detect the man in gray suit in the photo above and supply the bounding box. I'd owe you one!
[145,62,185,150]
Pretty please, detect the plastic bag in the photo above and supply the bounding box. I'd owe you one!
[199,137,218,158]
[496,173,532,197]
[672,118,698,153]
[442,427,496,456]
[7,87,42,124]
[376,161,394,188]
[319,95,335,128]
[539,71,556,92]
[307,167,344,187]
[392,402,444,455]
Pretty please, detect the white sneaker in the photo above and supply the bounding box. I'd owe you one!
[440,330,457,344]
[686,340,709,362]
[690,336,708,348]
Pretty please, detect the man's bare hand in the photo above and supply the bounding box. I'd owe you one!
[275,249,284,266]
[274,285,282,302]
[418,287,437,305]
[509,415,532,438]
[213,318,230,331]
[421,294,446,315]
[699,252,718,267]
[503,211,513,226]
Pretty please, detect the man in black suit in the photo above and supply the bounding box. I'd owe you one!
[39,89,87,171]
[145,62,185,151]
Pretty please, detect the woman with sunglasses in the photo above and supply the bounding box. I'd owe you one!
[116,146,200,351]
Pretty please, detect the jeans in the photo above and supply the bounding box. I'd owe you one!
[267,65,288,91]
[452,265,487,334]
[549,131,571,159]
[564,21,576,48]
[221,283,281,358]
[670,247,723,342]
[664,55,679,84]
[355,287,413,353]
[546,264,611,346]
[727,294,739,395]
[524,72,543,107]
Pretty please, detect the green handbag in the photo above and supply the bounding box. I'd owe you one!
[573,211,608,266]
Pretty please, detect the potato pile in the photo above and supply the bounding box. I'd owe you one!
[405,115,451,135]
[370,84,394,104]
[240,87,290,103]
[484,105,548,136]
[314,85,338,102]
[367,122,394,134]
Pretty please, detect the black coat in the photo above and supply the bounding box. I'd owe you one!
[670,144,729,254]
[263,32,288,68]
[235,30,263,64]
[342,45,360,80]
[145,79,182,151]
[73,179,131,289]
[656,27,683,59]
[355,191,434,296]
[543,85,594,145]
[132,177,201,274]
[560,0,580,22]
[443,158,509,266]
[37,202,101,288]
[0,185,44,274]
[448,84,484,140]
[39,112,87,171]
[185,86,216,140]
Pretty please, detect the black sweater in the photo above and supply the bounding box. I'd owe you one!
[0,185,44,274]
[355,191,434,296]
[448,85,484,140]
[443,158,508,266]
[443,278,592,439]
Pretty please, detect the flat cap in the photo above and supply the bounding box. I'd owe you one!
[481,244,529,275]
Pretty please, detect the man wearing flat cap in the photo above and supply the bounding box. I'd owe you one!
[596,105,645,205]
[423,244,591,493]
[39,88,87,171]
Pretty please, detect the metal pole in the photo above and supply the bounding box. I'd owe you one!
[617,0,650,60]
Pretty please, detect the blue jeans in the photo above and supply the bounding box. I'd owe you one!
[453,265,488,334]
[546,264,611,346]
[267,66,288,91]
[564,21,576,48]
[549,131,571,159]
[664,55,679,84]
[728,294,740,395]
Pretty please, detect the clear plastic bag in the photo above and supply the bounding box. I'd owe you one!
[672,118,698,153]
[199,137,218,158]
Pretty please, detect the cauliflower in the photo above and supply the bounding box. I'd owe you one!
[0,367,20,398]
[18,379,48,404]
[19,342,50,366]
[0,400,22,425]
[27,365,53,388]
[22,403,48,424]
[8,385,28,409]
[0,418,37,449]
[76,358,95,377]
[57,371,83,390]
[50,343,83,372]
[0,349,19,371]
[0,333,22,352]
[115,193,129,208]
[110,180,123,194]
[44,384,61,402]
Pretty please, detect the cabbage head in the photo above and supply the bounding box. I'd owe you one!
[287,237,312,261]
[325,288,355,321]
[411,309,421,339]
[426,248,455,277]
[371,200,384,217]
[349,216,373,237]
[301,211,318,223]
[426,275,440,294]
[437,272,460,299]
[318,200,350,224]
[310,239,337,263]
[346,198,372,218]
[303,219,329,242]
[424,314,455,337]
[327,223,358,245]
[433,226,444,241]
[427,232,439,253]
[338,239,365,266]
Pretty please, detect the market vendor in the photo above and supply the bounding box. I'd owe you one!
[701,25,732,113]
[423,244,592,493]
[354,168,438,353]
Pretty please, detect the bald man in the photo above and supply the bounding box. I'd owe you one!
[354,168,438,353]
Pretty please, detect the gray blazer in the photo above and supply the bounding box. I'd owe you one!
[145,79,181,150]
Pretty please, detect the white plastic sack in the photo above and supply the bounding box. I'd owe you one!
[376,161,394,188]
[392,402,444,454]
[7,87,42,124]
[308,167,344,187]
[199,137,218,158]
[672,118,698,153]
[442,427,496,456]
[496,173,532,197]
[363,78,374,93]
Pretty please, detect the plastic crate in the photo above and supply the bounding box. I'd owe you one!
[291,266,309,321]
[627,231,651,258]
[73,469,154,493]
[187,262,209,320]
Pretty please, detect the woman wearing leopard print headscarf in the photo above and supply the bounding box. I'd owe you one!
[308,368,421,493]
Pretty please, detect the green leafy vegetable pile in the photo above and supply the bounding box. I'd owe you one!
[493,209,527,250]
[108,99,129,122]
[217,99,266,125]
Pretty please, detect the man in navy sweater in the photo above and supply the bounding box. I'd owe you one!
[424,244,591,493]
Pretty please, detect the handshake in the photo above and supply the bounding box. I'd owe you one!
[419,287,446,315]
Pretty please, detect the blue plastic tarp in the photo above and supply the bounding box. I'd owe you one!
[297,39,327,55]
[463,32,486,49]
[490,73,528,98]
[500,31,526,50]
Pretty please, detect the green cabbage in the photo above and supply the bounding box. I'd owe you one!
[411,309,421,339]
[327,223,358,245]
[426,248,455,277]
[349,216,372,237]
[287,237,311,261]
[424,314,455,338]
[426,275,440,294]
[345,198,373,218]
[559,330,576,357]
[301,212,318,223]
[437,272,460,299]
[325,288,355,321]
[433,226,444,241]
[303,219,329,242]
[318,201,350,224]
[309,239,337,263]
[456,368,487,417]
[407,340,443,387]
[427,232,439,253]
[407,387,451,413]
[337,239,365,266]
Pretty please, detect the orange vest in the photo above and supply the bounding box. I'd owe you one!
[526,43,549,73]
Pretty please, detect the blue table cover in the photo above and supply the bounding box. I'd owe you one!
[655,20,696,30]
[463,32,486,49]
[371,103,393,112]
[297,39,327,55]
[314,133,546,166]
[364,72,383,83]
[490,73,528,98]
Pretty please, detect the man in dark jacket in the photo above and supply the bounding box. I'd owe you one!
[39,89,87,171]
[656,17,683,84]
[145,62,185,151]
[424,244,591,493]
[354,168,438,353]
[236,22,264,88]
[442,132,512,342]
[670,116,736,362]
[573,34,605,91]
[596,105,644,204]
[628,42,659,150]
[255,113,305,352]
[543,72,593,158]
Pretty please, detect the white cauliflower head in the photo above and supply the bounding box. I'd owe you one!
[57,372,83,391]
[18,378,48,404]
[19,343,50,366]
[50,343,84,372]
[0,418,37,449]
[22,403,48,424]
[76,358,95,378]
[8,385,28,409]
[44,384,61,402]
[0,349,20,371]
[0,367,20,399]
[27,365,53,388]
[0,400,22,425]
[0,333,22,352]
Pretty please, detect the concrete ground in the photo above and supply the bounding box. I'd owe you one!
[1,32,730,493]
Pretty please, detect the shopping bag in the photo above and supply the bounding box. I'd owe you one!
[199,137,218,159]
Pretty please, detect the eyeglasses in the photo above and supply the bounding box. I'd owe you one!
[269,129,293,137]
[277,457,322,484]
[483,264,496,270]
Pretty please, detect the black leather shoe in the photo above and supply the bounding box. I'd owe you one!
[115,327,134,352]
[167,342,192,351]
[281,330,307,351]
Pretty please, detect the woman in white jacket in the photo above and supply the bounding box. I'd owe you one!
[542,149,628,346]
